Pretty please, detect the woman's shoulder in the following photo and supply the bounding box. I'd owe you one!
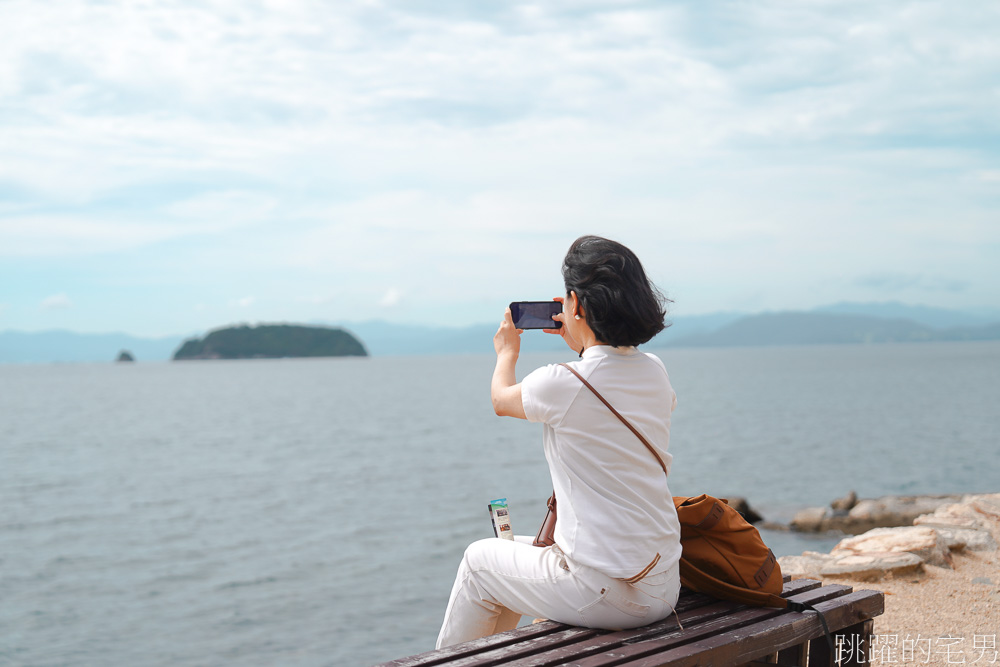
[642,351,668,372]
[521,360,590,424]
[638,352,673,391]
[522,360,580,391]
[523,356,612,397]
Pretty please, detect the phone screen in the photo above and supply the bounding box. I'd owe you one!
[510,301,562,329]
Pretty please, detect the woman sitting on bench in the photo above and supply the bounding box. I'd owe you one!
[436,235,683,648]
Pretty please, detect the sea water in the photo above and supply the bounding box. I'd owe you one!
[2,341,998,665]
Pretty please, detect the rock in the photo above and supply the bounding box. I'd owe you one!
[815,514,859,533]
[819,552,924,581]
[778,551,834,579]
[967,493,1000,520]
[841,495,964,533]
[914,503,992,532]
[832,526,953,568]
[758,521,789,532]
[725,497,763,524]
[789,507,828,532]
[116,350,135,362]
[788,494,966,534]
[830,490,858,513]
[912,497,1000,551]
[781,492,1000,584]
[911,523,998,552]
[778,550,923,582]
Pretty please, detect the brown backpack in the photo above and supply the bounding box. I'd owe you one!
[670,493,835,651]
[673,494,786,608]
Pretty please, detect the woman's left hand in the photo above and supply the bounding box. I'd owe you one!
[543,296,582,354]
[494,307,523,358]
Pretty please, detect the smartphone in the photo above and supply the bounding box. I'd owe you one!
[509,301,562,329]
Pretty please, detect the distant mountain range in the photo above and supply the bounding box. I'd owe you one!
[0,329,190,364]
[667,312,1000,348]
[2,302,999,363]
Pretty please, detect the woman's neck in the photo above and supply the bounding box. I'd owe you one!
[579,330,607,352]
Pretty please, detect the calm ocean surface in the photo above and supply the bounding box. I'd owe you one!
[2,341,998,666]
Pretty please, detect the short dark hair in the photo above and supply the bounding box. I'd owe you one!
[562,235,669,347]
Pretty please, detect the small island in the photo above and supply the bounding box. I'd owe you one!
[172,324,367,360]
[116,350,135,362]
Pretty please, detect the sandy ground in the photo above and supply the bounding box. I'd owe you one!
[818,525,1000,665]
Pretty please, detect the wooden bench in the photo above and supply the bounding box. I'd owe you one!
[375,578,884,666]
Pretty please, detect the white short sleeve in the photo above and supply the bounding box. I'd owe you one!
[520,363,580,426]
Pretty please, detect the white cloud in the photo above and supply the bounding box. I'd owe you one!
[379,288,403,308]
[295,294,338,305]
[0,187,277,258]
[40,293,72,310]
[0,215,208,258]
[230,296,255,308]
[165,191,278,228]
[1,1,998,330]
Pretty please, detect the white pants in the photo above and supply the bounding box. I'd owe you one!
[436,535,680,649]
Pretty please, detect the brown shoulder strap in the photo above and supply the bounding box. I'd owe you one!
[558,362,668,476]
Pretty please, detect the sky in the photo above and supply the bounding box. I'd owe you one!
[2,0,998,337]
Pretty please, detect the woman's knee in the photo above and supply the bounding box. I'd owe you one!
[460,537,531,582]
[462,537,502,571]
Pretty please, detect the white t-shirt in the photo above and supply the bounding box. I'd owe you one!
[520,345,682,580]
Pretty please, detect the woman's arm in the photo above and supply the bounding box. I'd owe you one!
[491,308,527,419]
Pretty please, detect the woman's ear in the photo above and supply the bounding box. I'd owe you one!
[569,291,584,320]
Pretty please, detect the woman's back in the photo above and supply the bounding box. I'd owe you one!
[521,345,681,579]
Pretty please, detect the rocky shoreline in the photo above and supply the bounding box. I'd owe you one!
[787,491,971,535]
[778,493,1000,581]
[770,493,1000,665]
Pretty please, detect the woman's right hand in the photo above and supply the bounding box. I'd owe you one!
[494,307,522,359]
[543,296,582,353]
[492,308,527,419]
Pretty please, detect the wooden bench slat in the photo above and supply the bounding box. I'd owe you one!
[376,580,819,667]
[551,584,855,667]
[375,579,884,667]
[488,582,836,667]
[614,590,885,667]
[372,591,722,667]
[374,621,569,666]
[471,600,746,667]
[609,580,822,649]
[405,588,741,667]
[443,626,608,667]
[416,579,826,667]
